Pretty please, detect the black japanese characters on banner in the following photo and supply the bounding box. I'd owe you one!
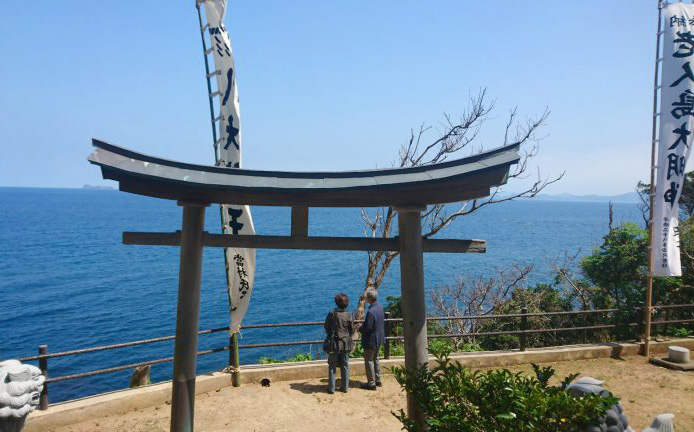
[233,253,250,299]
[666,30,692,205]
[210,27,232,58]
[671,16,694,28]
[224,113,241,150]
[227,207,244,234]
[673,30,694,56]
[671,89,694,118]
[217,159,240,168]
[222,68,234,106]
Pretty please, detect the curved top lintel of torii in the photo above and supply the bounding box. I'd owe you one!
[88,138,520,208]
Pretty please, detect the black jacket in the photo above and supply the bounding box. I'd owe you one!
[324,308,354,353]
[359,302,385,349]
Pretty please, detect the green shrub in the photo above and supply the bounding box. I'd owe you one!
[258,352,314,364]
[428,338,454,356]
[672,326,691,337]
[457,341,483,352]
[350,338,478,359]
[390,342,406,356]
[392,351,618,432]
[350,341,406,358]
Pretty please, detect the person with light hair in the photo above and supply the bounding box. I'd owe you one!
[359,287,385,390]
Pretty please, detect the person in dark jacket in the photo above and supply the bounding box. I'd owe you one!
[359,288,385,390]
[324,293,354,394]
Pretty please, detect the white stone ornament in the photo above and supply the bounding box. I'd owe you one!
[667,346,690,364]
[0,360,45,432]
[643,413,675,432]
[575,376,604,386]
[567,376,676,432]
[566,377,633,432]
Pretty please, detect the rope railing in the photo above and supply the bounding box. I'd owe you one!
[13,304,692,410]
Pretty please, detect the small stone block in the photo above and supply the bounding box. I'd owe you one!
[649,356,694,371]
[668,346,690,364]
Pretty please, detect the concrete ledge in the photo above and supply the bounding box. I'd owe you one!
[237,338,694,385]
[24,337,694,431]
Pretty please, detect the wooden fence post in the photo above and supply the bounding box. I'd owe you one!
[520,307,528,352]
[38,345,48,410]
[636,302,646,344]
[384,312,391,360]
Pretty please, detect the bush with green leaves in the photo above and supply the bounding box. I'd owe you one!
[258,352,314,364]
[671,326,691,337]
[474,283,579,351]
[392,351,618,432]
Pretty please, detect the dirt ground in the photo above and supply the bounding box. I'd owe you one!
[47,356,694,432]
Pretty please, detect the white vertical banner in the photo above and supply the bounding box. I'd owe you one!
[654,3,694,276]
[201,0,256,331]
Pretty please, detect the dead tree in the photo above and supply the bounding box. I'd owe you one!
[430,264,533,346]
[355,89,563,320]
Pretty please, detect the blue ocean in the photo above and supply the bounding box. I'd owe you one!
[0,187,642,402]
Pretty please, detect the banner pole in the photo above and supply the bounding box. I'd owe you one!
[645,0,665,357]
[195,1,219,158]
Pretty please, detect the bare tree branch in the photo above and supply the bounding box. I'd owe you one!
[431,264,533,346]
[546,250,594,310]
[356,89,561,321]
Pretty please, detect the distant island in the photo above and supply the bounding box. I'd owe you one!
[533,192,640,203]
[82,184,114,190]
[500,191,641,203]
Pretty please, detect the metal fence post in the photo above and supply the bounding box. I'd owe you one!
[384,312,391,360]
[520,307,528,352]
[229,333,241,387]
[38,345,48,410]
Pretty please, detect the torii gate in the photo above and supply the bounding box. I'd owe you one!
[88,138,520,432]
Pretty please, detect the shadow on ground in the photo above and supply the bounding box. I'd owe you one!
[596,342,629,360]
[289,379,367,394]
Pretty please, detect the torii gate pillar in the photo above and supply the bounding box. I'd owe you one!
[397,206,429,425]
[170,202,207,432]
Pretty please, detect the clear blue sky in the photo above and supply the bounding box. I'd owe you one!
[0,1,666,194]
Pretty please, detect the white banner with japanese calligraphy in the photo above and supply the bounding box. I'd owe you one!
[201,0,256,331]
[654,3,694,276]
